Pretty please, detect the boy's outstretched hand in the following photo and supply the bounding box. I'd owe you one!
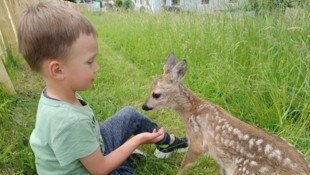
[138,127,165,144]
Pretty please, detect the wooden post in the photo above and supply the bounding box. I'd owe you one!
[3,0,18,47]
[0,30,6,63]
[0,0,16,94]
[0,58,15,94]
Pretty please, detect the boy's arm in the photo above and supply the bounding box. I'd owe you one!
[80,129,164,175]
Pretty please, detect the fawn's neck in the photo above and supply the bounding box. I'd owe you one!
[174,84,207,119]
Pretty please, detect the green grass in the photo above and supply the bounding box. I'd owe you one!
[1,8,309,174]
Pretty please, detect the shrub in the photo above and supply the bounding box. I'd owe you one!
[123,0,133,10]
[115,0,123,8]
[249,0,307,13]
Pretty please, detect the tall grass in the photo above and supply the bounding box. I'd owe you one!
[86,10,310,174]
[0,8,309,174]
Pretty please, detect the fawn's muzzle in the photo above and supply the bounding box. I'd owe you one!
[142,104,153,111]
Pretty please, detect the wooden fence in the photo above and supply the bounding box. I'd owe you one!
[0,0,93,94]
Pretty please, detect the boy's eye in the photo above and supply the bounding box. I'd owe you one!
[152,93,161,99]
[87,60,95,65]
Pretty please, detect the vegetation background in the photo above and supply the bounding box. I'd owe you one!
[0,2,309,175]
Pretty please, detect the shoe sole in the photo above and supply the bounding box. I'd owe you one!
[154,148,188,159]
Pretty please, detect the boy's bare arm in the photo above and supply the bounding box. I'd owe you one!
[80,128,165,175]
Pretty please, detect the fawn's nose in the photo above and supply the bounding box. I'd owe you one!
[142,104,153,111]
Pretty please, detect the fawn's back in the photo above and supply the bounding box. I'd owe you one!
[188,102,309,174]
[142,52,310,175]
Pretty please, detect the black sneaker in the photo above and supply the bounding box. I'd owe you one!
[154,136,188,158]
[128,149,147,168]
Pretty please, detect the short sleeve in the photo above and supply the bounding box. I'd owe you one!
[51,119,100,166]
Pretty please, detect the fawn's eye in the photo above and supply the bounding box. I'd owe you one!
[152,93,161,99]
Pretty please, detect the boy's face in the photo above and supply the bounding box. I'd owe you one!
[61,34,99,91]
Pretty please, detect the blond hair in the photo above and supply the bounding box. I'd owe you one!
[18,1,97,72]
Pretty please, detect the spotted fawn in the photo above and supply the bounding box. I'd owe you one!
[142,52,310,175]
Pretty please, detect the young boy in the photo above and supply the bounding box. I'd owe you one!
[18,1,187,175]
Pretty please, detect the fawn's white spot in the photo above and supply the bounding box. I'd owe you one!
[189,116,200,132]
[243,134,250,141]
[240,147,245,154]
[268,149,282,161]
[215,115,220,122]
[256,139,263,146]
[215,111,219,116]
[224,139,230,146]
[259,166,269,173]
[229,140,235,147]
[235,157,244,164]
[264,144,273,154]
[250,161,258,166]
[246,153,255,159]
[222,123,229,130]
[218,118,226,124]
[249,138,255,149]
[222,130,228,136]
[283,158,292,166]
[207,104,215,110]
[233,128,243,139]
[236,144,241,152]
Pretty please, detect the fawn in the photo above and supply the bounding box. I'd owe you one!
[142,52,310,175]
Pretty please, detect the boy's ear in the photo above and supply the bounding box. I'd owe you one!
[48,60,65,80]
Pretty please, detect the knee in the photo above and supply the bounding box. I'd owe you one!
[121,106,137,113]
[119,106,140,116]
[120,106,144,119]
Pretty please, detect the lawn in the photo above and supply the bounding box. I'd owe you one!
[0,8,309,175]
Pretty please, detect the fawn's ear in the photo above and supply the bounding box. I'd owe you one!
[171,59,187,82]
[163,52,177,74]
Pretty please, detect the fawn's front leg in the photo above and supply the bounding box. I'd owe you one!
[177,147,201,175]
[177,131,204,175]
[219,165,227,175]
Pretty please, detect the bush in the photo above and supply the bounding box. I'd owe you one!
[249,0,308,13]
[115,0,123,8]
[123,0,133,10]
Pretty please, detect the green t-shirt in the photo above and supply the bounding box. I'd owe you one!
[29,90,104,175]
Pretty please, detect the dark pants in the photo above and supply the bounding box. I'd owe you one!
[100,106,169,175]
